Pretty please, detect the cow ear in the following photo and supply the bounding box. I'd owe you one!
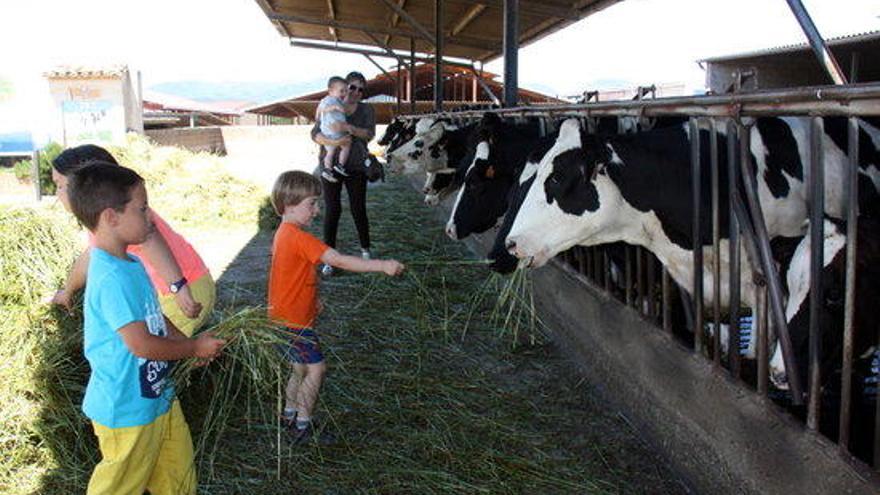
[485,165,496,179]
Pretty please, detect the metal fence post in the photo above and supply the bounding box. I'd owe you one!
[31,150,41,201]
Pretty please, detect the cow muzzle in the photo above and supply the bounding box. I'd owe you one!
[445,223,457,240]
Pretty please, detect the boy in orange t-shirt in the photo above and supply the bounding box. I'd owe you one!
[269,171,404,444]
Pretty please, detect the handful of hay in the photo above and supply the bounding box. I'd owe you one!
[170,307,289,481]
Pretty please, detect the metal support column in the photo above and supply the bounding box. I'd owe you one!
[807,116,825,430]
[410,38,417,112]
[503,0,518,107]
[396,59,402,115]
[690,118,705,353]
[784,0,848,85]
[838,116,859,450]
[434,0,443,112]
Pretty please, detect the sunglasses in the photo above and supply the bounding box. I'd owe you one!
[348,85,365,93]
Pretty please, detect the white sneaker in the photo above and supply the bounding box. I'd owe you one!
[321,169,338,183]
[320,264,334,277]
[360,249,371,260]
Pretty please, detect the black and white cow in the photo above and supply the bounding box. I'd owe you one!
[386,117,469,175]
[445,113,547,239]
[379,118,417,159]
[770,218,880,393]
[505,117,880,380]
[506,116,880,290]
[447,115,686,269]
[419,122,482,205]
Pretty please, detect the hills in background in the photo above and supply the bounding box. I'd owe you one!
[149,79,326,106]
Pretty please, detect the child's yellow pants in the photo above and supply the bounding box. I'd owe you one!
[87,400,196,495]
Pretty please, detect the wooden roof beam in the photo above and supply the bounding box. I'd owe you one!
[326,0,338,41]
[383,0,407,47]
[451,4,486,36]
[289,38,476,69]
[376,0,433,45]
[475,0,579,21]
[269,12,500,51]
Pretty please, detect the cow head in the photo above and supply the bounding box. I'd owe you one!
[485,163,540,273]
[422,168,458,206]
[506,118,621,267]
[445,114,516,239]
[381,119,416,172]
[386,118,450,175]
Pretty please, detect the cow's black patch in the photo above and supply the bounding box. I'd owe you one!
[544,145,600,215]
[451,118,544,238]
[606,124,732,251]
[756,118,803,199]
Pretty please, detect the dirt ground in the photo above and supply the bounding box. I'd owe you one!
[180,169,691,494]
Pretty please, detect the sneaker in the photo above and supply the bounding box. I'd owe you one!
[291,422,336,445]
[360,249,371,260]
[279,411,297,429]
[321,169,338,183]
[320,263,334,277]
[332,164,350,177]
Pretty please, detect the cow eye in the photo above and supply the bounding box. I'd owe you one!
[415,140,424,148]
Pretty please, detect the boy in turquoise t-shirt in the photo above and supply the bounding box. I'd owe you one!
[68,162,225,495]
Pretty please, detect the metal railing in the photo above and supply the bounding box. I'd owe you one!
[398,82,880,471]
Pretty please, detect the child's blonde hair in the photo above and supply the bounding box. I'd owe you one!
[271,171,322,216]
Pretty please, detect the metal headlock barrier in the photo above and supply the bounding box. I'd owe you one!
[394,82,880,470]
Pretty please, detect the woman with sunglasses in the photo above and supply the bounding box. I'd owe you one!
[310,71,376,277]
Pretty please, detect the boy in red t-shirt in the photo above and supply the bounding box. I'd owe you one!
[268,171,404,444]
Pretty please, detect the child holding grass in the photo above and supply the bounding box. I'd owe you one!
[68,162,225,494]
[51,144,216,337]
[268,170,404,444]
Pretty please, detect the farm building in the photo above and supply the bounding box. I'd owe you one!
[702,30,880,93]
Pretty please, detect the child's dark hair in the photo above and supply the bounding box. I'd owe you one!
[68,162,144,230]
[327,76,346,89]
[271,171,322,216]
[53,144,119,176]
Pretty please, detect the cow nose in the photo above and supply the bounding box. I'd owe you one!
[505,238,517,254]
[445,224,456,239]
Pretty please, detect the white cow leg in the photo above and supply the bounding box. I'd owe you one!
[769,342,789,390]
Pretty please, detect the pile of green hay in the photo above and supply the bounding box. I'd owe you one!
[0,205,93,494]
[110,133,271,230]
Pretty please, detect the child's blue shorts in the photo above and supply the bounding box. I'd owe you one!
[279,327,324,364]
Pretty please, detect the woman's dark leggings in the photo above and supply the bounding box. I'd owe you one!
[322,174,370,249]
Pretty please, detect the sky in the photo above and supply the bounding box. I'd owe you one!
[1,0,878,136]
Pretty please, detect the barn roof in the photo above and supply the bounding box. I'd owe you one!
[700,30,880,63]
[253,0,622,64]
[44,64,129,79]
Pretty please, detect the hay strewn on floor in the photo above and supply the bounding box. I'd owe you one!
[0,139,686,494]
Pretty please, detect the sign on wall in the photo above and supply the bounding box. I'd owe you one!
[61,100,114,143]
